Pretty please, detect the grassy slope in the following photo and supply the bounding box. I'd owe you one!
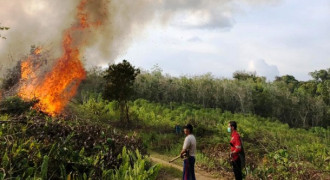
[1,95,328,179]
[128,99,330,179]
[67,96,329,179]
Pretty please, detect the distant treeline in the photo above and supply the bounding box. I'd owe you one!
[79,67,329,128]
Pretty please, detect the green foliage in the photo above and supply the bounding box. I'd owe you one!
[103,60,140,122]
[0,113,153,179]
[275,74,299,92]
[233,71,264,82]
[76,66,106,103]
[0,23,9,39]
[317,80,330,104]
[127,99,329,179]
[41,155,49,179]
[309,68,330,82]
[254,148,329,179]
[106,147,160,180]
[103,60,140,102]
[132,69,329,127]
[1,92,327,179]
[0,96,38,115]
[70,92,120,123]
[0,26,10,31]
[80,66,329,128]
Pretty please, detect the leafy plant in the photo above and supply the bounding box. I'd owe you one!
[0,113,153,179]
[104,147,160,180]
[0,96,38,115]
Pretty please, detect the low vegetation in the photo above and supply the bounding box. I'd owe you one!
[0,61,328,179]
[0,99,159,179]
[69,95,330,179]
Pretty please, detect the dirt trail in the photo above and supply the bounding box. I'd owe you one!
[150,156,222,180]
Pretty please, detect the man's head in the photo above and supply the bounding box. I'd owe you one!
[183,124,193,135]
[228,121,237,133]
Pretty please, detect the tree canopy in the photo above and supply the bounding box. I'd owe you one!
[309,68,330,82]
[79,66,329,128]
[103,60,140,122]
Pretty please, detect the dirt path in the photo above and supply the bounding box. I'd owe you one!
[150,156,222,180]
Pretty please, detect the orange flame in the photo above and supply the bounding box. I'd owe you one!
[34,47,42,55]
[18,0,102,116]
[19,48,40,98]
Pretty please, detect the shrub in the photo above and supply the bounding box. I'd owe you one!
[0,96,37,115]
[104,147,160,180]
[0,114,153,179]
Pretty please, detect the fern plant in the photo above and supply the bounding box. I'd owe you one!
[104,147,160,180]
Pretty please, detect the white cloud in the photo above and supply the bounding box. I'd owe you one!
[248,59,279,81]
[187,37,203,43]
[111,0,330,81]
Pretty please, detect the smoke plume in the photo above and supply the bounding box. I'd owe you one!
[0,0,278,73]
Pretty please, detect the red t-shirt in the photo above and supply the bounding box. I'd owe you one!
[230,130,242,161]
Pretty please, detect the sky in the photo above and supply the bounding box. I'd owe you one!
[115,0,330,81]
[0,0,329,81]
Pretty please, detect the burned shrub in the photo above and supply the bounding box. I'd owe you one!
[1,60,21,90]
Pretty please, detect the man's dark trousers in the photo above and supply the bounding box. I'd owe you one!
[183,156,196,180]
[232,157,242,180]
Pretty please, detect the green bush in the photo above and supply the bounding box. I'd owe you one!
[0,113,154,179]
[104,147,160,180]
[0,96,37,115]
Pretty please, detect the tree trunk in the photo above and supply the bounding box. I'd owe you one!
[119,101,125,122]
[125,100,130,123]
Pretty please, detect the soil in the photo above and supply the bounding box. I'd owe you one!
[151,156,224,180]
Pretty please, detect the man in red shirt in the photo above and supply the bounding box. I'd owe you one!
[228,121,242,180]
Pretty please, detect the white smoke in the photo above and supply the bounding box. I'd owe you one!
[0,0,279,74]
[248,59,280,81]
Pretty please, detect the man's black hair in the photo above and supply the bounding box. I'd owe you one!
[229,121,237,130]
[183,124,193,133]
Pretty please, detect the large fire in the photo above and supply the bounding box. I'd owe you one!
[18,0,102,116]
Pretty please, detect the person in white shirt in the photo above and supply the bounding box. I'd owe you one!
[180,124,196,180]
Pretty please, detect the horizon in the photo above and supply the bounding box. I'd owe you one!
[98,62,326,82]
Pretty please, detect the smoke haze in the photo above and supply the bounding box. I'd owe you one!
[0,0,278,74]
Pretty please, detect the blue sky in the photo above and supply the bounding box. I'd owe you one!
[115,0,330,81]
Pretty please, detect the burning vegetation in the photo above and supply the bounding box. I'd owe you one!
[2,0,109,116]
